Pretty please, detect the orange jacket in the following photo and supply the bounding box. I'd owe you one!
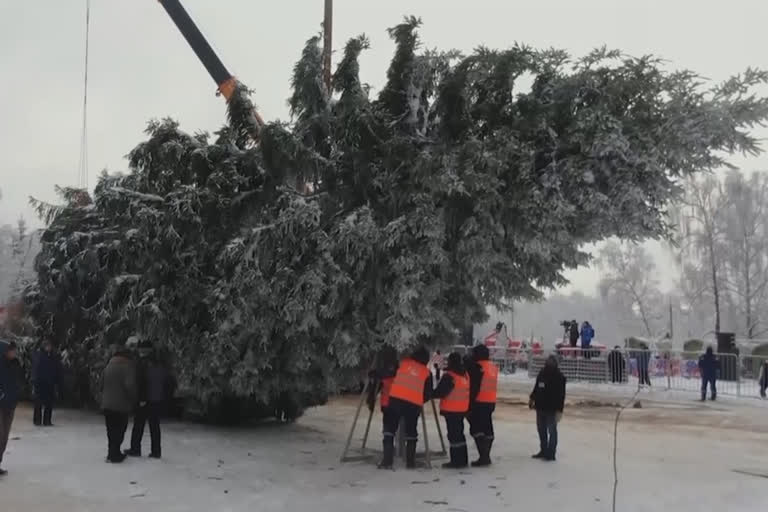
[389,358,430,406]
[475,360,498,404]
[440,370,470,413]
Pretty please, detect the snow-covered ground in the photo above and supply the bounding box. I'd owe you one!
[2,389,768,512]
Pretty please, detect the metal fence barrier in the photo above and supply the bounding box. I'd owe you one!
[449,345,768,400]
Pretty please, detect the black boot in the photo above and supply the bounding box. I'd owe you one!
[442,447,459,469]
[532,451,546,459]
[124,448,141,457]
[378,438,394,469]
[442,446,468,469]
[405,440,417,469]
[471,437,491,467]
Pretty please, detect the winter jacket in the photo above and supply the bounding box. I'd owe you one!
[466,359,483,405]
[530,366,566,413]
[101,354,137,414]
[0,346,23,410]
[580,325,595,346]
[145,361,169,403]
[33,350,62,391]
[698,353,720,380]
[432,372,455,400]
[608,350,625,377]
[569,324,579,344]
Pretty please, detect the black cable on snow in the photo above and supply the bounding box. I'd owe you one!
[612,387,641,512]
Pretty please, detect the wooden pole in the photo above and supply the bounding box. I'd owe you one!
[430,399,446,455]
[421,406,431,469]
[322,0,333,91]
[360,405,375,452]
[340,380,368,462]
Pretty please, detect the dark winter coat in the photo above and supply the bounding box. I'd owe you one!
[136,358,168,404]
[530,365,566,413]
[698,353,719,380]
[633,350,651,371]
[569,324,579,344]
[608,350,625,379]
[432,373,455,400]
[101,354,137,414]
[580,325,595,346]
[466,359,482,406]
[33,350,62,394]
[0,347,24,410]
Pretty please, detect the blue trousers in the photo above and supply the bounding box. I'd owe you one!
[701,377,717,400]
[536,410,558,455]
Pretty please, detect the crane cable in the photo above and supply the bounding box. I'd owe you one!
[77,0,91,189]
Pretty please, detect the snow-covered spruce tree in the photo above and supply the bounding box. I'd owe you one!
[27,18,768,422]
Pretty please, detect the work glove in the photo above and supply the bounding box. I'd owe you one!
[555,411,563,423]
[528,398,535,410]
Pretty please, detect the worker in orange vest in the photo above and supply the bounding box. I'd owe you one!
[467,344,498,467]
[432,352,470,468]
[367,348,398,455]
[378,346,432,469]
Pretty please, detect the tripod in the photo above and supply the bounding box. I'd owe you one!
[340,377,446,468]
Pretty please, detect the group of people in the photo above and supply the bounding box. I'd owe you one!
[568,320,595,357]
[0,340,64,476]
[102,340,170,463]
[367,344,567,469]
[0,337,171,476]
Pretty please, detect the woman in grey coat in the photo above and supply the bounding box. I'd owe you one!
[101,347,137,463]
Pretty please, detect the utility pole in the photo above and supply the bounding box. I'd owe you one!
[323,0,333,91]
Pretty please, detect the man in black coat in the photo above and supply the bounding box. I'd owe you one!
[127,342,169,459]
[530,354,566,461]
[569,320,579,348]
[608,346,626,383]
[33,340,62,426]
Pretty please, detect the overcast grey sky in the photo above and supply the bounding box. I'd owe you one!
[1,0,766,293]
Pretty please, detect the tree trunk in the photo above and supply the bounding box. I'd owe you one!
[708,236,721,334]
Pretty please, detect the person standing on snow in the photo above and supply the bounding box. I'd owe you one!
[467,344,498,467]
[432,352,470,469]
[127,342,169,459]
[580,321,595,359]
[0,342,23,476]
[698,346,719,401]
[101,345,137,463]
[568,320,579,349]
[32,340,62,427]
[529,354,566,461]
[366,346,397,467]
[608,346,626,383]
[378,346,432,469]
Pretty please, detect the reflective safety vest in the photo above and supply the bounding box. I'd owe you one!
[389,359,430,406]
[476,360,498,403]
[380,376,394,409]
[440,371,470,413]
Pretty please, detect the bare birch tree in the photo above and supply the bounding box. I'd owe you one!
[598,241,663,338]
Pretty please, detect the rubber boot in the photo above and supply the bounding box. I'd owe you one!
[405,440,417,469]
[443,445,468,469]
[470,436,484,466]
[378,437,394,469]
[442,447,460,469]
[471,437,492,467]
